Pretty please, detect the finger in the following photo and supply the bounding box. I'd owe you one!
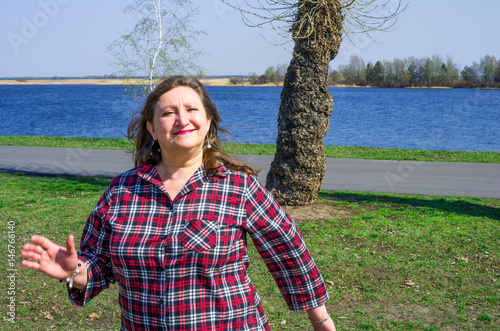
[21,259,41,270]
[65,235,76,257]
[21,248,36,258]
[23,242,42,252]
[22,243,46,260]
[30,235,54,250]
[21,250,42,262]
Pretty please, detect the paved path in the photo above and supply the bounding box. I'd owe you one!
[1,146,499,198]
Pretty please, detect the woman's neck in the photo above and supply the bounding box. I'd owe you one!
[154,153,203,201]
[156,154,203,181]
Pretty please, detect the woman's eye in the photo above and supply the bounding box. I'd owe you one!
[188,108,198,112]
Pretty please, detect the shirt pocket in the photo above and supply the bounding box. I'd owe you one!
[182,219,219,253]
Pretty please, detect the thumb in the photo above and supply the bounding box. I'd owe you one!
[65,235,77,257]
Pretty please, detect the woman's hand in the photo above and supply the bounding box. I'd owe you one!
[21,235,80,281]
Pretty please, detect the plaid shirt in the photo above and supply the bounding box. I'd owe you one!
[69,164,328,330]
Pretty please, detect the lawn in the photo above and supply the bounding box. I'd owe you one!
[1,173,498,330]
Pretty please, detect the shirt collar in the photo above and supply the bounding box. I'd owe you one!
[136,164,162,186]
[136,163,231,200]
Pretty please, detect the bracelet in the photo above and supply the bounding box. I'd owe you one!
[66,263,81,289]
[308,316,330,324]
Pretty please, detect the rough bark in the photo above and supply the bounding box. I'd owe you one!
[266,0,343,205]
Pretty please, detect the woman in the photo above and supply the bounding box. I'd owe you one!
[21,76,335,330]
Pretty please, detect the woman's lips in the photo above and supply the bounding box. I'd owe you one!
[175,129,194,136]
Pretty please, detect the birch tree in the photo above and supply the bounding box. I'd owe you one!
[222,0,408,205]
[481,55,497,87]
[108,0,204,95]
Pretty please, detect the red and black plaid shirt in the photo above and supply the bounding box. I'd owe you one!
[69,164,328,330]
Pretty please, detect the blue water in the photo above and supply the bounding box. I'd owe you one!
[0,85,498,151]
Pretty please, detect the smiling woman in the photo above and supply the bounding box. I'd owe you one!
[21,76,335,330]
[144,85,212,199]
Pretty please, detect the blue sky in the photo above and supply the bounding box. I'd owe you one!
[1,0,498,77]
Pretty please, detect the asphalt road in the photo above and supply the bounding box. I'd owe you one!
[1,146,499,199]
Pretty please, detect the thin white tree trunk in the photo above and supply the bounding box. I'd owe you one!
[149,0,163,91]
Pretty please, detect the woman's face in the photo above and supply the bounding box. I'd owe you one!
[147,86,211,157]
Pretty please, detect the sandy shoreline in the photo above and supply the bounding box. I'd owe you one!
[0,78,282,87]
[0,78,127,85]
[2,78,495,89]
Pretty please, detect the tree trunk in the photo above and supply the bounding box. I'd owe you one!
[265,0,343,205]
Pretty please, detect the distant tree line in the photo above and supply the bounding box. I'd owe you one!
[229,64,288,85]
[330,54,500,88]
[83,74,119,79]
[229,54,499,88]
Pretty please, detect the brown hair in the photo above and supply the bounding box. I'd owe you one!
[127,75,260,175]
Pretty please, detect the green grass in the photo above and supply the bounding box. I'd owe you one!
[1,135,499,163]
[0,173,118,330]
[1,173,498,330]
[0,135,133,150]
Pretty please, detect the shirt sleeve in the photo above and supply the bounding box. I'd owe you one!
[68,182,116,306]
[243,175,329,311]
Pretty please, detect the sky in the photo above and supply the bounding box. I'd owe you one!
[0,0,498,78]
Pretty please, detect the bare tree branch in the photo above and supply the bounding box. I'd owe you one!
[220,0,409,45]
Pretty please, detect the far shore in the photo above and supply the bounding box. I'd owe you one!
[1,78,497,89]
[0,78,281,87]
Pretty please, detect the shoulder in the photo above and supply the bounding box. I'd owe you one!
[214,166,269,202]
[109,164,155,188]
[121,163,154,178]
[212,165,261,186]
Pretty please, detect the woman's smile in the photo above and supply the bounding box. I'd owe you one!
[175,129,195,136]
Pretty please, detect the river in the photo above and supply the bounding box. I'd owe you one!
[0,85,498,151]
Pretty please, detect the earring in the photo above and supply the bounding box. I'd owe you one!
[206,135,212,149]
[149,139,157,156]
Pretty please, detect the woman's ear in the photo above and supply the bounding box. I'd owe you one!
[146,121,156,140]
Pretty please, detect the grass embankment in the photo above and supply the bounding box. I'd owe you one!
[1,135,499,163]
[0,173,498,330]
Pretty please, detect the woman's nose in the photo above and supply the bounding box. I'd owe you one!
[175,109,189,126]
